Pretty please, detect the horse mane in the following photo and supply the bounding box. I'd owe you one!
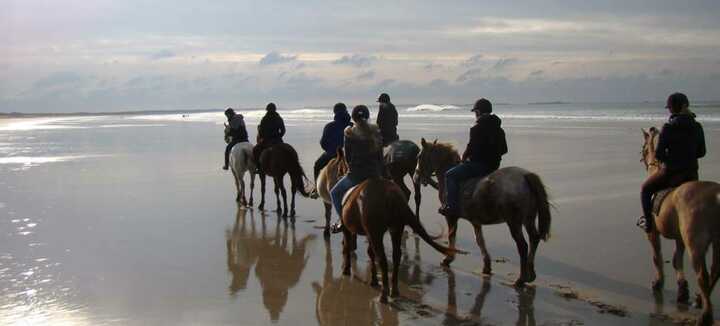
[434,142,459,155]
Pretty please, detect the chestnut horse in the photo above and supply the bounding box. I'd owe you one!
[414,138,552,287]
[257,142,312,218]
[642,127,720,326]
[316,148,348,237]
[341,178,464,303]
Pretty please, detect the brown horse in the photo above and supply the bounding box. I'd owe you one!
[257,142,312,218]
[341,178,464,303]
[316,148,348,237]
[415,138,552,287]
[642,127,720,326]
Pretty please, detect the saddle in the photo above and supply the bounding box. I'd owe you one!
[652,188,674,216]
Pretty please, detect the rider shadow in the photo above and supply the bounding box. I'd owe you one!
[225,207,315,322]
[312,238,400,326]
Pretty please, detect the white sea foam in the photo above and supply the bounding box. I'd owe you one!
[406,104,463,112]
[0,118,90,131]
[0,155,101,165]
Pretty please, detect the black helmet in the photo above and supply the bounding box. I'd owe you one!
[224,108,235,117]
[377,93,390,103]
[471,98,492,113]
[333,102,347,114]
[266,102,277,112]
[351,105,370,121]
[667,92,689,112]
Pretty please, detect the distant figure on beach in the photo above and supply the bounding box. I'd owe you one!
[376,93,398,146]
[329,105,384,233]
[253,103,286,169]
[313,103,352,181]
[638,92,706,233]
[439,98,508,218]
[223,108,249,170]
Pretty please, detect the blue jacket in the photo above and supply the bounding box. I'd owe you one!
[320,111,352,155]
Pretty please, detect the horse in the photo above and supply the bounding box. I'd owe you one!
[316,148,348,237]
[414,138,552,287]
[315,141,421,237]
[340,177,464,303]
[256,142,312,218]
[641,127,720,326]
[224,123,256,206]
[385,140,423,216]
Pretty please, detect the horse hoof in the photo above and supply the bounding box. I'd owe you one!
[527,270,537,283]
[652,279,664,291]
[258,204,265,210]
[282,212,288,218]
[290,210,296,217]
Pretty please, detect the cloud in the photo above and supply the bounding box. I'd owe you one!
[492,58,519,70]
[530,70,545,77]
[456,68,484,83]
[461,54,484,67]
[149,49,176,60]
[424,63,444,71]
[333,54,377,67]
[355,71,375,81]
[259,51,298,65]
[33,71,86,89]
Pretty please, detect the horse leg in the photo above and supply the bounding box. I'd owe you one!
[258,173,266,210]
[367,240,379,288]
[239,177,247,206]
[648,231,665,291]
[341,229,353,276]
[273,178,282,215]
[370,231,390,303]
[441,216,458,267]
[390,229,403,298]
[249,172,255,207]
[508,222,529,287]
[688,243,713,326]
[673,239,689,303]
[279,177,288,218]
[323,203,332,238]
[524,218,541,283]
[709,240,720,294]
[473,224,492,275]
[231,169,241,202]
[412,174,421,218]
[393,173,411,203]
[290,181,296,218]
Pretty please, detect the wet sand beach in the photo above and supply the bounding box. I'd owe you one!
[1,110,719,325]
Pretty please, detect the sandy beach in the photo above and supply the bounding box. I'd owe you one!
[1,110,719,325]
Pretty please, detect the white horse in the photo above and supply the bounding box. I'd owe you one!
[225,124,256,206]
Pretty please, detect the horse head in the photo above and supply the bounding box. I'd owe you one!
[415,138,441,188]
[641,127,660,173]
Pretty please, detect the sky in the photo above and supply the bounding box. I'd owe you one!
[1,0,719,113]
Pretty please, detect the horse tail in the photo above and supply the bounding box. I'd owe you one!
[289,150,312,198]
[524,172,552,241]
[391,184,467,256]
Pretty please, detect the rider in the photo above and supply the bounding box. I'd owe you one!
[376,93,399,147]
[253,102,286,169]
[313,102,353,181]
[329,105,384,233]
[639,92,706,233]
[439,98,508,218]
[222,108,249,170]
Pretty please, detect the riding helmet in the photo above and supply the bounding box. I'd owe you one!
[352,105,370,121]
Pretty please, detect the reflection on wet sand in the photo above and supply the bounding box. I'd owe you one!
[225,208,315,322]
[312,239,400,326]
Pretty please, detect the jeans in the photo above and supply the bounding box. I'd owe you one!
[313,152,335,181]
[445,162,495,211]
[330,174,362,218]
[641,168,698,219]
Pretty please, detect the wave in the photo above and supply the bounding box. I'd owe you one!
[406,104,464,112]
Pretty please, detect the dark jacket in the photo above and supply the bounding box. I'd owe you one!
[320,111,353,155]
[463,114,507,170]
[656,112,706,172]
[227,114,249,142]
[344,124,384,179]
[258,111,285,143]
[376,102,398,146]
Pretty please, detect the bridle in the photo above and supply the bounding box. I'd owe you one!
[415,143,440,189]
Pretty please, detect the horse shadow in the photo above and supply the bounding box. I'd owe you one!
[225,207,315,322]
